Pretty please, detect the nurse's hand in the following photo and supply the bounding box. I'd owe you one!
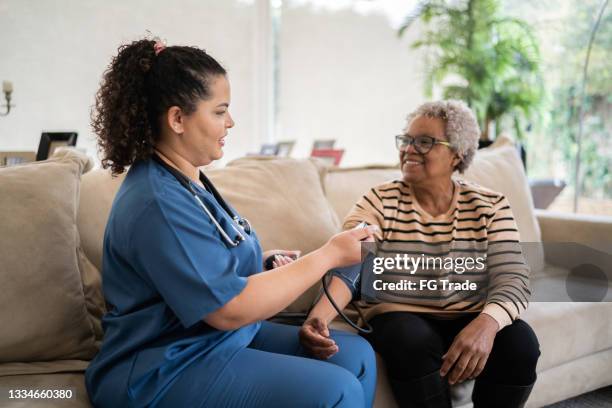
[325,225,379,268]
[262,249,301,270]
[299,317,338,359]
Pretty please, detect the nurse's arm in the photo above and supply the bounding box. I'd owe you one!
[204,245,335,330]
[204,226,377,331]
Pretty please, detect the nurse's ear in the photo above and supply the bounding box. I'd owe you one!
[166,106,185,135]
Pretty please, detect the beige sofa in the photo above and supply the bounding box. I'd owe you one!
[1,144,611,408]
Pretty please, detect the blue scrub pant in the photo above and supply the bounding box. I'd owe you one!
[157,321,377,408]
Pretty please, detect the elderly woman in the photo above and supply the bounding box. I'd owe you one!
[300,100,540,408]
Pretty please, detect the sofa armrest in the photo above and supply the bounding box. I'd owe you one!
[536,209,612,249]
[535,210,612,270]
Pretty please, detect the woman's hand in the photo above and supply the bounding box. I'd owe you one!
[440,313,498,385]
[299,317,338,360]
[325,225,379,268]
[262,249,301,270]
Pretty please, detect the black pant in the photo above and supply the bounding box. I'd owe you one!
[361,312,540,407]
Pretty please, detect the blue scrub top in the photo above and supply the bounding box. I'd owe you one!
[85,158,263,407]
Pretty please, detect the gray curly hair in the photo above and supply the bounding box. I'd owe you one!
[406,100,480,173]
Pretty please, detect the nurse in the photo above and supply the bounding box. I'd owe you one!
[84,38,378,407]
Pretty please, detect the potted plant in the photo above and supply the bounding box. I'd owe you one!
[399,0,544,151]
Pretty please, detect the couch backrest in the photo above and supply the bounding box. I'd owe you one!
[78,169,125,272]
[324,165,402,223]
[78,140,543,298]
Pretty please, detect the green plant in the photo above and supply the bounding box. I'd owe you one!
[399,0,544,140]
[528,0,611,201]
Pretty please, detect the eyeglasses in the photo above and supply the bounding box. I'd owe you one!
[395,134,453,154]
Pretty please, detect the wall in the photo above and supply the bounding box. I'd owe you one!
[278,1,426,166]
[0,0,258,165]
[0,0,427,167]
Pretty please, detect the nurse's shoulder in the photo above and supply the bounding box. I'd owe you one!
[105,159,196,245]
[115,159,193,207]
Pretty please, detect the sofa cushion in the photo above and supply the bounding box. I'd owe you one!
[325,165,401,222]
[0,150,104,365]
[207,157,341,254]
[460,143,543,269]
[462,140,540,242]
[522,297,612,372]
[78,170,125,272]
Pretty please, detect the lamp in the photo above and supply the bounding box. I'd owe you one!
[1,81,15,116]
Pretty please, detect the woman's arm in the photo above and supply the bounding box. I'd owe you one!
[298,276,353,359]
[307,275,352,324]
[481,195,530,330]
[204,226,377,330]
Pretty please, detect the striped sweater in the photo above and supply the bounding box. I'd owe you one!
[343,178,530,331]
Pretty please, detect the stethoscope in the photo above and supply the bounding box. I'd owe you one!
[152,154,252,248]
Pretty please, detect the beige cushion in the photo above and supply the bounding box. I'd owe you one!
[208,157,341,254]
[522,299,612,372]
[460,144,544,271]
[325,165,402,222]
[77,170,126,272]
[0,151,104,365]
[461,144,540,241]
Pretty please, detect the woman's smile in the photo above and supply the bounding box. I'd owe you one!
[401,155,424,171]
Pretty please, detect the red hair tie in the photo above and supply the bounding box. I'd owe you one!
[153,37,166,56]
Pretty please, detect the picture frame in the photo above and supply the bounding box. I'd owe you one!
[0,151,36,167]
[312,139,336,150]
[276,141,296,157]
[310,148,345,166]
[259,143,280,156]
[36,132,78,161]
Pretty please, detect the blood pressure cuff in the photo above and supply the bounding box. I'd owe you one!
[330,264,361,298]
[329,253,377,301]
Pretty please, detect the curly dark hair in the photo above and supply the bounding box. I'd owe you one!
[91,39,226,175]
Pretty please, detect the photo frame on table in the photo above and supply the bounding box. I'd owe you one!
[0,151,36,167]
[259,143,280,156]
[36,132,78,161]
[276,141,296,157]
[310,148,345,166]
[312,139,336,150]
